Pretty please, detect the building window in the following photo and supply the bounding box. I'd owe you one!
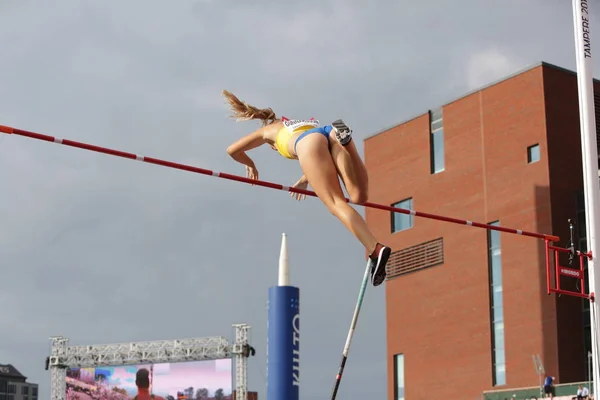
[393,353,405,400]
[391,198,414,233]
[527,144,540,163]
[6,386,14,395]
[488,221,506,386]
[21,386,28,395]
[430,108,445,173]
[32,387,37,397]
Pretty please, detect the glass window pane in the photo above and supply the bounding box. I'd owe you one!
[488,219,505,386]
[493,306,504,323]
[494,322,505,346]
[392,199,413,233]
[491,262,502,284]
[489,229,500,247]
[495,363,506,385]
[494,338,505,353]
[395,354,404,386]
[494,348,506,365]
[494,321,504,334]
[492,285,503,306]
[394,354,405,400]
[491,247,501,258]
[397,388,405,400]
[431,119,443,131]
[432,129,444,173]
[528,144,540,163]
[393,214,412,232]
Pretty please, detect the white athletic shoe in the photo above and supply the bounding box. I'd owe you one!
[331,119,353,146]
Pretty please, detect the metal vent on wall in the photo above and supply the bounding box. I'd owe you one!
[386,237,444,280]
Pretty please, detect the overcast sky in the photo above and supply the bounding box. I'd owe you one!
[0,1,598,399]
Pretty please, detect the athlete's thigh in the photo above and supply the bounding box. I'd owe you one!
[328,137,368,194]
[295,135,345,205]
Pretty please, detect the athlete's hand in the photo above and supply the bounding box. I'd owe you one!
[290,177,309,201]
[246,165,259,184]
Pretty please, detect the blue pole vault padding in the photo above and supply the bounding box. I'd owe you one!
[267,285,300,400]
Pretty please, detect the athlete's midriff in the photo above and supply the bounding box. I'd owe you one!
[275,118,320,159]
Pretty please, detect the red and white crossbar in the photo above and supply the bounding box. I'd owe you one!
[0,124,560,242]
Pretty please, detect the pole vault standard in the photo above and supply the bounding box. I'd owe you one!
[0,124,560,242]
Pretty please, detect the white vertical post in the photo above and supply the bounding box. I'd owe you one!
[279,233,290,286]
[573,0,600,396]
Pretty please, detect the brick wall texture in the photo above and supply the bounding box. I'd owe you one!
[364,63,599,400]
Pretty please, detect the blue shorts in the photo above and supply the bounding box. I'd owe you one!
[294,125,333,153]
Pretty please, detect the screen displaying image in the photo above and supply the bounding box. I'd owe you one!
[65,359,232,400]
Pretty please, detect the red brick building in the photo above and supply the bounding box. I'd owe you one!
[364,62,600,400]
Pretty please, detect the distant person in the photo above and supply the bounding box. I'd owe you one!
[543,375,555,398]
[582,386,589,399]
[573,385,589,400]
[133,368,165,400]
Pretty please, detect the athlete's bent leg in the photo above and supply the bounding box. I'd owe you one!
[296,134,390,286]
[329,139,369,204]
[297,134,376,250]
[328,120,369,204]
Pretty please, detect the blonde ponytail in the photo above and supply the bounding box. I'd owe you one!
[222,90,278,126]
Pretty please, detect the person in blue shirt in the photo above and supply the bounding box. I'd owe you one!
[544,375,555,398]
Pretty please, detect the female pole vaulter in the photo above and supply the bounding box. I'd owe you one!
[223,90,391,287]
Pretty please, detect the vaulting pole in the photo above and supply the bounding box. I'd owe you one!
[329,259,371,400]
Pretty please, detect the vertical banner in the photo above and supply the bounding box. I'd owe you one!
[267,286,300,400]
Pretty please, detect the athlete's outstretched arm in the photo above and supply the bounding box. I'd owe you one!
[226,130,266,168]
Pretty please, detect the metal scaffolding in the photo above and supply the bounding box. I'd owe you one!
[47,324,253,400]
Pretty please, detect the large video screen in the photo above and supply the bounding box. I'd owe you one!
[65,360,233,400]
